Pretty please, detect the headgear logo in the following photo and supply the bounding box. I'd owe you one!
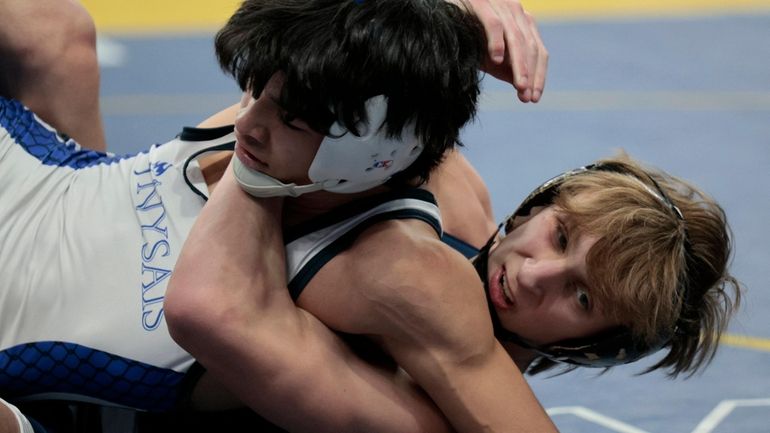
[371,160,394,170]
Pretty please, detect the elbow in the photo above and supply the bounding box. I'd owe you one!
[164,277,227,354]
[164,273,264,360]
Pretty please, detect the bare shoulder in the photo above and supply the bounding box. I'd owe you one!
[300,218,492,355]
[353,219,479,292]
[426,150,498,248]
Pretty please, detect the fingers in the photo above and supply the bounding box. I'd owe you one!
[466,0,547,102]
[525,11,548,102]
[473,0,507,64]
[450,0,506,64]
[449,0,548,102]
[500,0,532,100]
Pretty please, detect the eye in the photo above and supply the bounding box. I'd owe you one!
[555,221,568,251]
[576,286,591,310]
[282,112,316,134]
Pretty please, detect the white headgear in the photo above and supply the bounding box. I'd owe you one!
[233,95,424,198]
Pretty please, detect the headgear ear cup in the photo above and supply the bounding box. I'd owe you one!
[308,95,423,193]
[233,95,424,198]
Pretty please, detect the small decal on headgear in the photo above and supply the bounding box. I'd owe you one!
[371,160,394,169]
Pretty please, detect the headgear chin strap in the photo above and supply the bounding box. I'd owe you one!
[233,95,424,198]
[233,160,327,198]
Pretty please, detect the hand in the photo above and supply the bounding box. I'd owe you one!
[452,0,548,102]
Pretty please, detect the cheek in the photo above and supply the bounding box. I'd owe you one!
[294,136,322,167]
[276,134,322,179]
[490,237,518,265]
[500,307,547,341]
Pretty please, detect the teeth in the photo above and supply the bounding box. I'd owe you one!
[500,272,513,304]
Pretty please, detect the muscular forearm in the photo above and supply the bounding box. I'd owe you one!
[165,160,286,335]
[402,344,559,433]
[380,312,560,433]
[165,158,289,369]
[165,162,306,422]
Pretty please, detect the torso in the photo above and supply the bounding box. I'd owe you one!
[0,98,230,410]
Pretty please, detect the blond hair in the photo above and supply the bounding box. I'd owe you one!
[531,155,741,377]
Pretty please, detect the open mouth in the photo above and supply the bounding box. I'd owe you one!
[490,265,515,309]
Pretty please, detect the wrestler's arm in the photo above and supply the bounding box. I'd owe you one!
[304,227,560,433]
[165,167,454,433]
[382,268,559,433]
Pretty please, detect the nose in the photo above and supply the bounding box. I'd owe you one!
[234,94,271,141]
[516,258,569,301]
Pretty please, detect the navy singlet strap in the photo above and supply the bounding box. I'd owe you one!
[441,233,480,258]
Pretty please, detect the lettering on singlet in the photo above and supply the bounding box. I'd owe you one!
[134,162,173,331]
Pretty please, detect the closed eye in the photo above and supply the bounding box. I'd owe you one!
[283,119,305,132]
[268,94,310,132]
[278,109,299,128]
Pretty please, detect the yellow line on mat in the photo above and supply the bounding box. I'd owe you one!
[529,0,770,21]
[81,0,770,33]
[722,333,770,352]
[80,0,241,34]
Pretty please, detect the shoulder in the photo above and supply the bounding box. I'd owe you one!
[349,218,474,285]
[338,219,493,350]
[426,150,497,248]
